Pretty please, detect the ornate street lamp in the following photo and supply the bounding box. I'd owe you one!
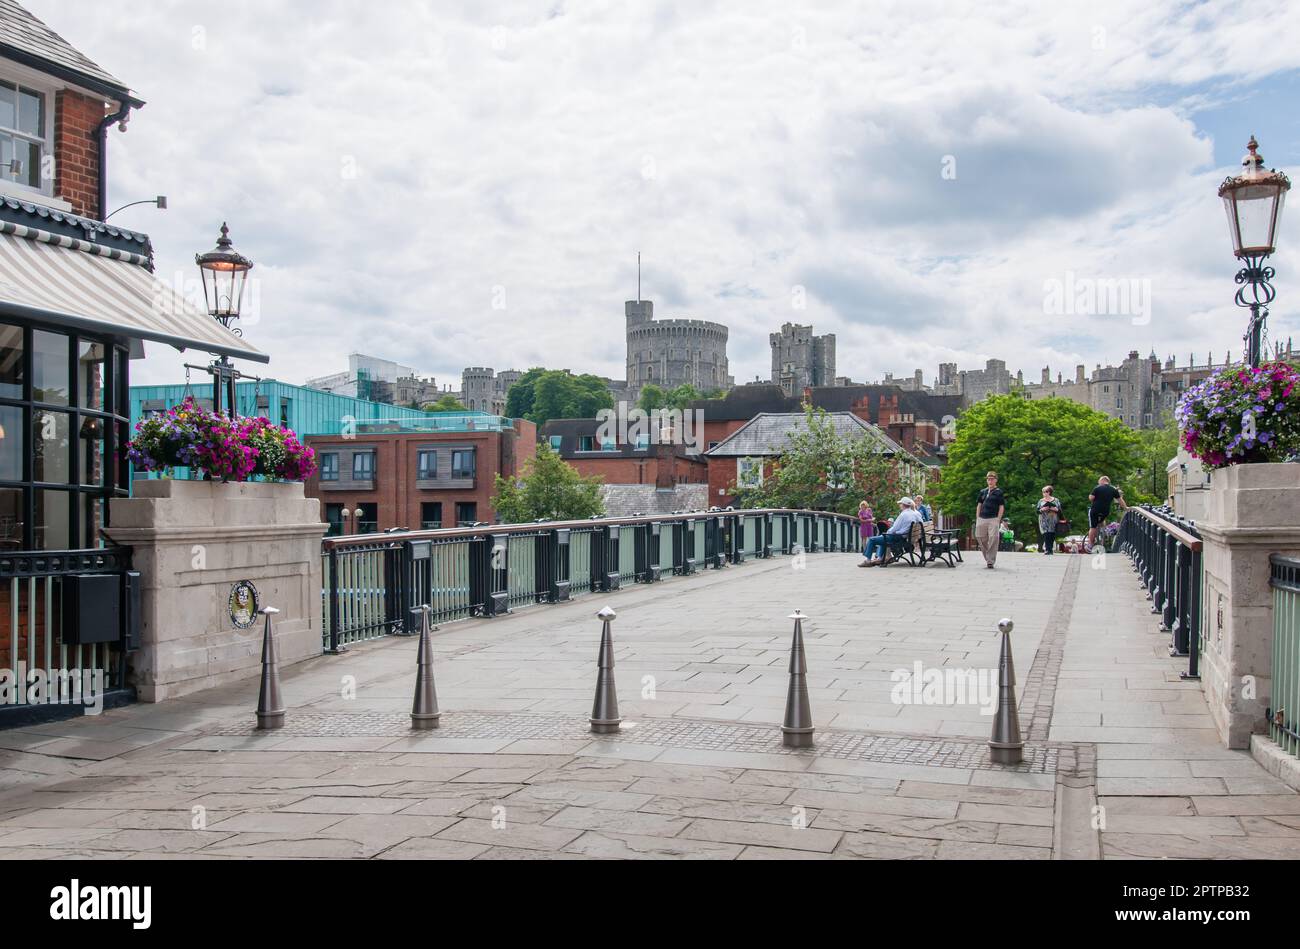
[195,223,255,415]
[1219,136,1290,367]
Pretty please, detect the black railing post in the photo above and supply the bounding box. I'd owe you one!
[488,531,510,615]
[1161,533,1177,631]
[1185,548,1202,680]
[602,524,621,591]
[554,528,571,600]
[327,546,342,654]
[733,515,746,564]
[403,540,432,633]
[642,521,661,582]
[1171,543,1191,655]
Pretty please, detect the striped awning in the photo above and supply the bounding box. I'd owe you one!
[0,227,268,363]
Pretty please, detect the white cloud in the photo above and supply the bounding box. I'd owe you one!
[26,0,1300,392]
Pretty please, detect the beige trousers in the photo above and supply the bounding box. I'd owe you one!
[975,517,1000,565]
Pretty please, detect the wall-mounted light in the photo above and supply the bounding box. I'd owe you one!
[104,196,167,221]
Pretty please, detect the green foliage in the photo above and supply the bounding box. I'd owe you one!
[504,368,614,426]
[638,383,701,412]
[424,394,467,413]
[491,445,606,524]
[1127,414,1180,505]
[931,395,1141,537]
[728,405,921,515]
[637,384,667,412]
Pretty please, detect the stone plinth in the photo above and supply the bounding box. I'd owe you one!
[105,480,327,703]
[1198,463,1300,748]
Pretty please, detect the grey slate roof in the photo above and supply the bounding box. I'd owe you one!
[705,412,905,457]
[600,484,708,518]
[0,0,138,103]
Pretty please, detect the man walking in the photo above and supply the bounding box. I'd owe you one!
[1086,475,1128,552]
[974,471,1005,569]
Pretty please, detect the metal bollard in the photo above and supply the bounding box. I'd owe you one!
[590,606,621,734]
[255,606,285,731]
[988,617,1024,765]
[410,604,441,730]
[781,610,815,748]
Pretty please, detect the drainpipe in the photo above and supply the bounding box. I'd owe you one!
[96,100,135,221]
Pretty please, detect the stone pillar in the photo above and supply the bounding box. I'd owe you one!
[105,480,328,703]
[1198,463,1300,748]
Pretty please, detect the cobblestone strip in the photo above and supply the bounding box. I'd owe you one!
[1020,556,1080,742]
[210,710,1065,774]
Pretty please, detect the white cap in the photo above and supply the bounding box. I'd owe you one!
[899,497,914,507]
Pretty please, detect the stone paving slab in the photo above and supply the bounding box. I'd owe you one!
[0,550,1298,859]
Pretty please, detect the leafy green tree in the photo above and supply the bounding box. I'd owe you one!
[424,394,467,413]
[729,406,921,515]
[504,368,613,425]
[491,445,606,523]
[931,395,1141,537]
[637,384,667,412]
[1128,413,1180,504]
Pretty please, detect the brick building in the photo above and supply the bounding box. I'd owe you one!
[539,417,707,486]
[689,383,961,462]
[305,416,536,533]
[704,412,919,508]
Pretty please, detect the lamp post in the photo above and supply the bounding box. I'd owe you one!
[195,223,254,415]
[1219,136,1290,368]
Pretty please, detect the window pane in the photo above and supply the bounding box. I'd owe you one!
[32,330,69,405]
[33,409,70,483]
[0,83,14,130]
[16,87,42,137]
[456,502,477,526]
[0,487,21,549]
[19,138,39,188]
[0,405,20,481]
[79,415,105,486]
[78,341,107,411]
[421,502,442,530]
[0,323,23,398]
[357,502,377,533]
[78,495,107,549]
[320,453,338,480]
[33,489,69,550]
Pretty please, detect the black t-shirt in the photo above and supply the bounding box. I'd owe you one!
[977,487,1004,519]
[1090,483,1121,514]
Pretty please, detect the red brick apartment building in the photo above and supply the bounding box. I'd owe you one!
[538,418,707,487]
[305,417,536,534]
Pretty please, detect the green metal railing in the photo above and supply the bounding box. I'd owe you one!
[1269,555,1300,758]
[320,509,856,651]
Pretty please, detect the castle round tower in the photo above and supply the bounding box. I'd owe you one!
[625,299,731,399]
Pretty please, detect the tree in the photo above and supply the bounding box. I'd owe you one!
[1128,413,1180,505]
[729,405,921,515]
[637,383,700,412]
[425,394,467,413]
[491,445,606,523]
[931,395,1141,537]
[504,368,613,425]
[637,384,667,412]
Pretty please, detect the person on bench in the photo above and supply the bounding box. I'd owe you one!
[859,497,924,567]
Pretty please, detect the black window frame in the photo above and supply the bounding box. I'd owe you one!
[0,319,130,552]
[417,449,437,480]
[451,449,475,479]
[319,452,339,481]
[352,450,375,482]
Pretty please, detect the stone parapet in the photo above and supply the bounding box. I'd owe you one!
[105,480,327,703]
[1197,463,1300,748]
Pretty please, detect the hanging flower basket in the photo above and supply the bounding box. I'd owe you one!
[1175,361,1300,469]
[127,396,317,483]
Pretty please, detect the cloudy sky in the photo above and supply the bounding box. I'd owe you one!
[29,0,1300,391]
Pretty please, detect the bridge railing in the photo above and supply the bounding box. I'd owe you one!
[1118,505,1202,680]
[320,508,858,653]
[1269,555,1300,760]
